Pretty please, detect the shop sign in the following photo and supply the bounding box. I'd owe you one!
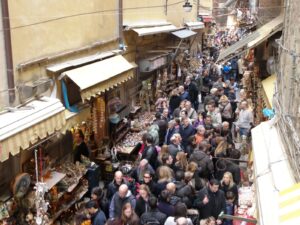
[139,56,168,73]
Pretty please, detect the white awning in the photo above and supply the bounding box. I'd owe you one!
[0,97,66,162]
[61,55,136,100]
[217,14,284,62]
[252,119,296,225]
[124,21,171,30]
[185,21,205,30]
[133,25,178,36]
[46,50,121,73]
[172,29,197,39]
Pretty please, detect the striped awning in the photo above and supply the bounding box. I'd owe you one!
[0,97,66,162]
[61,55,137,101]
[279,183,300,224]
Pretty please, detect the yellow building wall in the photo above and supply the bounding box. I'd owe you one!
[199,0,213,14]
[8,0,119,83]
[123,0,198,27]
[123,0,166,25]
[167,0,198,27]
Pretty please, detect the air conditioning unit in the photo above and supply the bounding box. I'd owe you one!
[18,78,53,103]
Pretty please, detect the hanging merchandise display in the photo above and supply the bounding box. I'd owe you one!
[92,96,107,143]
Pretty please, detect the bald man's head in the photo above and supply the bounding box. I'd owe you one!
[114,171,123,185]
[166,182,176,194]
[119,184,128,198]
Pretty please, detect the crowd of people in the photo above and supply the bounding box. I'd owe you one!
[74,25,256,225]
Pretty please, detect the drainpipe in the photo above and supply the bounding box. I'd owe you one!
[119,0,123,46]
[1,0,15,104]
[197,0,199,19]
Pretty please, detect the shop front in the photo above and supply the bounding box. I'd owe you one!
[138,53,172,111]
[0,53,138,224]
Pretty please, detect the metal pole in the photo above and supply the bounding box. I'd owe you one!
[35,149,39,183]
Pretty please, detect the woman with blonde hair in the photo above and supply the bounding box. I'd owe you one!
[218,95,233,124]
[156,165,174,195]
[174,152,188,172]
[221,171,238,205]
[214,137,228,158]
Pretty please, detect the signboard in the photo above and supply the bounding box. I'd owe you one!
[139,55,168,73]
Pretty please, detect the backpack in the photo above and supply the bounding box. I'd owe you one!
[145,218,161,225]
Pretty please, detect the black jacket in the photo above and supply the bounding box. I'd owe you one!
[142,145,158,169]
[187,81,199,103]
[74,142,89,163]
[174,181,194,208]
[135,196,149,217]
[194,187,226,220]
[189,150,214,180]
[140,209,167,225]
[179,124,195,150]
[220,183,239,205]
[142,180,159,197]
[107,179,128,200]
[169,95,181,114]
[154,119,168,146]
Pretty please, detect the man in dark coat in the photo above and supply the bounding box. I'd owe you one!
[109,184,136,219]
[142,134,158,169]
[153,112,168,146]
[194,179,226,223]
[179,117,195,150]
[189,148,214,181]
[174,170,193,208]
[86,200,106,225]
[168,133,183,158]
[140,196,167,225]
[107,171,128,200]
[185,76,199,110]
[164,120,179,145]
[74,130,89,163]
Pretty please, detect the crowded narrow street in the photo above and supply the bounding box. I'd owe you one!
[0,1,299,225]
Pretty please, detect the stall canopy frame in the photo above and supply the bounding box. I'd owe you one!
[46,50,121,73]
[60,55,137,101]
[217,14,284,63]
[0,96,66,162]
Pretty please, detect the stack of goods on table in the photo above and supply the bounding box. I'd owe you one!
[233,184,256,225]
